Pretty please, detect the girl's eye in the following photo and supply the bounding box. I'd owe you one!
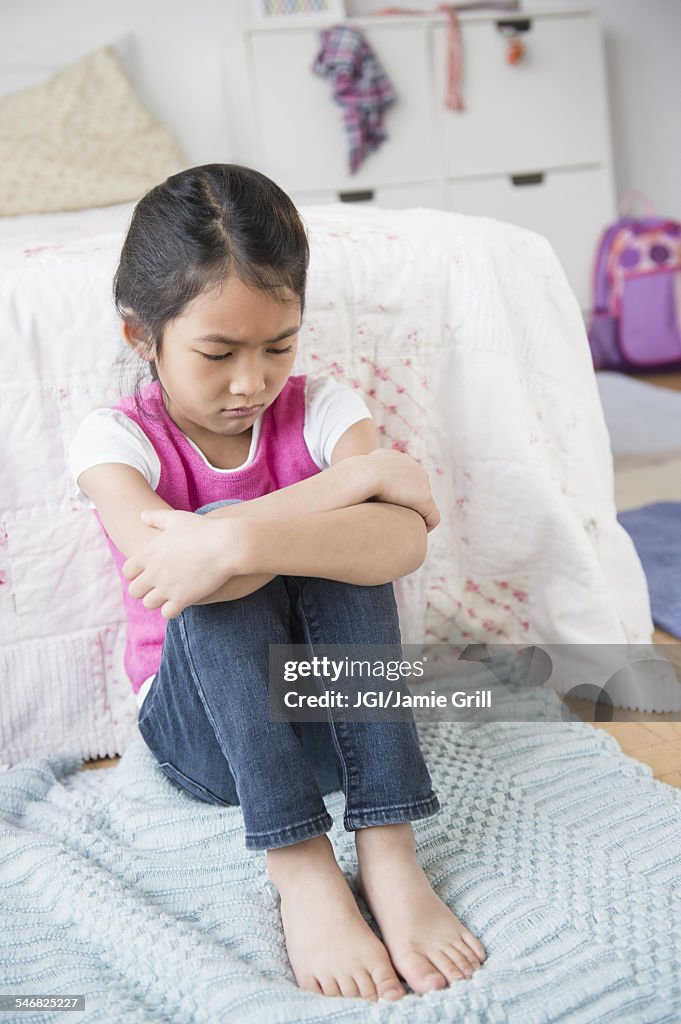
[200,345,293,362]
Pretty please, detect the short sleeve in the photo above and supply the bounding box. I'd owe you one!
[67,408,161,509]
[303,374,373,470]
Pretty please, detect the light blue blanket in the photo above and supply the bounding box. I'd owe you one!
[1,688,680,1023]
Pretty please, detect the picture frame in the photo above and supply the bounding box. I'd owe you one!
[250,0,346,22]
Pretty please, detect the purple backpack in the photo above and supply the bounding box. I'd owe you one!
[588,194,681,371]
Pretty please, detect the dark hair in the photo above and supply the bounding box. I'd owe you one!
[112,163,309,405]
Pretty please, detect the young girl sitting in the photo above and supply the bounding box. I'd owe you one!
[68,164,486,1002]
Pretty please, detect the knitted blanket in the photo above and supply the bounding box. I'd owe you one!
[2,690,680,1022]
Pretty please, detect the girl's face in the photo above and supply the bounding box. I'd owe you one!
[151,274,300,448]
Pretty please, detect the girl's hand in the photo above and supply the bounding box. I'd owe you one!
[122,509,247,619]
[365,449,441,533]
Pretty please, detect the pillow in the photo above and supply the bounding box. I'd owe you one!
[0,45,188,216]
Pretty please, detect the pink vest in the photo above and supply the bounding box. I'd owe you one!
[94,375,320,694]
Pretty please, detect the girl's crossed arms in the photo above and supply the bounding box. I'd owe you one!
[80,422,441,622]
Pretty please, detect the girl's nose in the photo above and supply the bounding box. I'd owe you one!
[228,359,265,399]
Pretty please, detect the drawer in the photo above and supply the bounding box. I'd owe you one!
[446,166,616,310]
[248,23,438,192]
[292,180,445,210]
[432,12,611,178]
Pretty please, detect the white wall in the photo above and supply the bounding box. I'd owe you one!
[3,0,680,219]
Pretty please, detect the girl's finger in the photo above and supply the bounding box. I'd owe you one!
[142,588,165,610]
[128,572,151,599]
[161,601,183,620]
[122,556,141,580]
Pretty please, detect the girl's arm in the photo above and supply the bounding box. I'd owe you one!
[77,416,389,562]
[77,418,385,575]
[123,420,439,618]
[221,501,428,584]
[199,440,439,530]
[78,421,419,610]
[77,463,276,602]
[126,496,428,617]
[193,419,435,597]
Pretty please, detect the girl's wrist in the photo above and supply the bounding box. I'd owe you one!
[215,517,259,579]
[333,452,380,505]
[357,449,389,501]
[206,453,381,579]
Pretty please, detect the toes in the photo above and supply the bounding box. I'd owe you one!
[379,985,407,1002]
[319,977,342,997]
[372,966,406,1001]
[420,971,448,993]
[397,951,448,994]
[301,975,324,996]
[305,966,401,1001]
[446,945,478,979]
[355,969,379,1002]
[428,949,468,983]
[452,936,484,971]
[337,975,361,999]
[459,928,486,962]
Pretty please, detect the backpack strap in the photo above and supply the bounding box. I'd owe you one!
[618,191,657,218]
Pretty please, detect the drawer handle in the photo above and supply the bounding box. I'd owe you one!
[496,18,532,33]
[511,172,545,187]
[339,190,375,203]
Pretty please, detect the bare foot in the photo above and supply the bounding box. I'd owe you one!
[267,834,407,1000]
[355,823,487,995]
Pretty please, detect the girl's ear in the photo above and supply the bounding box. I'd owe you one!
[121,319,155,364]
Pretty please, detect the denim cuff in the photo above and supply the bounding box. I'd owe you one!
[343,792,441,832]
[244,810,334,851]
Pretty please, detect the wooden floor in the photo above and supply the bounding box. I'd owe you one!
[563,626,681,790]
[593,719,681,789]
[81,371,681,792]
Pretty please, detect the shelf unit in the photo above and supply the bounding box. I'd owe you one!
[225,8,616,309]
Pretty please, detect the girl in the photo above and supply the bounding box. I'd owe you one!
[68,164,486,1002]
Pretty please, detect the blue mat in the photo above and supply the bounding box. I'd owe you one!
[618,501,681,639]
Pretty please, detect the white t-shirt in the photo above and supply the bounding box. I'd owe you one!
[68,374,372,708]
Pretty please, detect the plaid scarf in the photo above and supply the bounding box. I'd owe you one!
[312,26,397,175]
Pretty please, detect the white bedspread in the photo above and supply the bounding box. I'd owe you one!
[1,202,675,765]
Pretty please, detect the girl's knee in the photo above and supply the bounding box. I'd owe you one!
[299,577,396,600]
[291,577,400,630]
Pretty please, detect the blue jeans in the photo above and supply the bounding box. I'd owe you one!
[138,500,440,850]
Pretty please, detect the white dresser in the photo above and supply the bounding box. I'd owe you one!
[225,8,616,310]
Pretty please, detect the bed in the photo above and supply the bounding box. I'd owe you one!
[3,190,681,768]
